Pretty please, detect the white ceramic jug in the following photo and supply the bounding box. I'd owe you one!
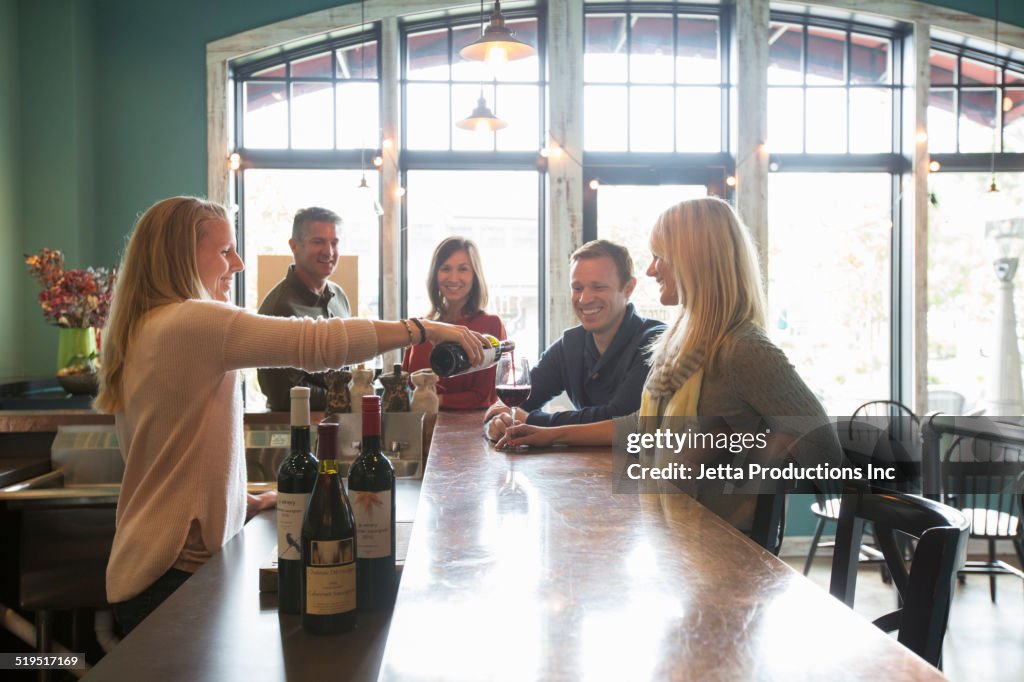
[410,369,439,459]
[349,366,376,414]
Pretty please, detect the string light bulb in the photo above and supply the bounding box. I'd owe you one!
[929,160,941,172]
[588,179,600,190]
[725,175,737,187]
[228,152,241,171]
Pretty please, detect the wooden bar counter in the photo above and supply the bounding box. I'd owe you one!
[379,412,944,681]
[83,411,943,680]
[84,480,421,681]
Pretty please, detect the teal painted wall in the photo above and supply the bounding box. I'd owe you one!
[0,0,22,379]
[17,0,98,378]
[10,0,347,378]
[787,494,819,536]
[91,0,351,261]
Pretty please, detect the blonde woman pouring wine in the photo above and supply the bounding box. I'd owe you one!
[95,196,485,633]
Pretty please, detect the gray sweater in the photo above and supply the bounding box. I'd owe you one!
[618,322,841,531]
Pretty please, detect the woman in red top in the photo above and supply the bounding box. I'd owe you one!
[403,237,506,409]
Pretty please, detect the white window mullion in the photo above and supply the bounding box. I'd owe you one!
[380,15,402,366]
[547,0,584,346]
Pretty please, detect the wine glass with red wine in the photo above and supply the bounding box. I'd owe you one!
[495,354,531,420]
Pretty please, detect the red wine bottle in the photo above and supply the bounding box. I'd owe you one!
[301,422,357,634]
[429,335,515,377]
[348,395,397,610]
[276,387,318,614]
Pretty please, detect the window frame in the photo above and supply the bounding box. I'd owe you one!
[398,7,549,350]
[231,26,384,311]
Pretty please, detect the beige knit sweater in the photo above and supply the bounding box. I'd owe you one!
[106,300,378,603]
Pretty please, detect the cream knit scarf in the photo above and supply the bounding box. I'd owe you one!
[640,344,705,418]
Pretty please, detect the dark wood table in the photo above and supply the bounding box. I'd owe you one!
[379,412,945,681]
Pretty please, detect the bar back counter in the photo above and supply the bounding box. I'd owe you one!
[85,412,944,681]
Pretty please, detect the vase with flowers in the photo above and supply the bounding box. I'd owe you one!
[24,248,117,395]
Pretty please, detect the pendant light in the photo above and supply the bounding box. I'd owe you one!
[356,0,383,217]
[988,0,1001,195]
[455,0,507,133]
[456,90,507,132]
[459,0,535,68]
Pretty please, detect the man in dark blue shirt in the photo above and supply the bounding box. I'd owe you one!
[486,240,664,440]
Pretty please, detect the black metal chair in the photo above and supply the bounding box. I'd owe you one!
[941,433,1024,602]
[803,400,920,575]
[829,482,969,668]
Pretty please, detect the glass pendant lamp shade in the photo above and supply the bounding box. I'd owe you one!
[458,1,535,66]
[456,94,507,132]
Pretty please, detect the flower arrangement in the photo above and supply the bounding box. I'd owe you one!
[24,248,117,329]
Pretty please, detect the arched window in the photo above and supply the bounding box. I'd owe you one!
[233,30,382,321]
[216,1,1024,414]
[764,14,903,413]
[926,39,1024,414]
[581,4,730,324]
[401,9,545,362]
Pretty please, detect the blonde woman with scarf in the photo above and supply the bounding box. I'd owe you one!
[497,196,841,533]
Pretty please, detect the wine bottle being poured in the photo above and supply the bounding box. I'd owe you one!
[429,334,515,378]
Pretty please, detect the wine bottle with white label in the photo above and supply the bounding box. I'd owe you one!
[429,334,515,378]
[301,422,357,634]
[276,386,318,614]
[348,395,396,610]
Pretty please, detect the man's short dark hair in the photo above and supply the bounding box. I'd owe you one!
[570,239,634,287]
[292,207,341,241]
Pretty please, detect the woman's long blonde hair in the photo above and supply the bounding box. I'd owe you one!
[94,197,228,413]
[649,196,767,372]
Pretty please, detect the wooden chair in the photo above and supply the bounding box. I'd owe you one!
[829,482,969,668]
[803,400,920,575]
[941,433,1024,602]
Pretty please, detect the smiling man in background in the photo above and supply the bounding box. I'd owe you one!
[258,206,351,411]
[485,239,665,439]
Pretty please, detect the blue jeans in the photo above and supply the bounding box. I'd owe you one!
[112,567,192,635]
